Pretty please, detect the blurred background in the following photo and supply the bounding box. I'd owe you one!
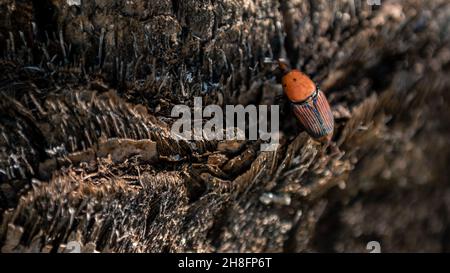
[0,0,449,252]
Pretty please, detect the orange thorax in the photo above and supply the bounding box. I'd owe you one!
[281,70,316,103]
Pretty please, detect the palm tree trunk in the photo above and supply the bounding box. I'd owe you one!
[0,0,449,252]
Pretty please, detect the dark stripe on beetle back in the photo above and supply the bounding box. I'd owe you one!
[317,91,334,132]
[291,90,334,139]
[311,95,327,136]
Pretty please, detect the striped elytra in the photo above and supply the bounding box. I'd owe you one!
[291,89,334,143]
[280,68,334,143]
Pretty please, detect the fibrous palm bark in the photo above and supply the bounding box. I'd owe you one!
[0,0,449,252]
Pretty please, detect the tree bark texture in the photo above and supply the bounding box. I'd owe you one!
[0,0,449,252]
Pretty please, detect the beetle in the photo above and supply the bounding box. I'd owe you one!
[278,60,334,143]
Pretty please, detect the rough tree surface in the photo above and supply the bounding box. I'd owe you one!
[0,0,449,252]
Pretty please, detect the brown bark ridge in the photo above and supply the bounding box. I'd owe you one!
[0,0,449,252]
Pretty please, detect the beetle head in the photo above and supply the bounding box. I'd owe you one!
[277,58,290,74]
